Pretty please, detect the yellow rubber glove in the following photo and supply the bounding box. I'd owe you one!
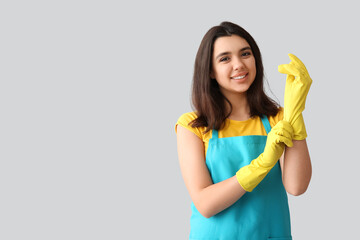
[236,120,294,192]
[278,54,312,140]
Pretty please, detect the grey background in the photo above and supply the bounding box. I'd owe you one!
[1,0,359,239]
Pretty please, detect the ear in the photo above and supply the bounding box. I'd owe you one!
[210,70,215,79]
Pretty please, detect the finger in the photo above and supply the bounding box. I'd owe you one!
[288,53,306,70]
[275,135,294,148]
[279,120,293,132]
[286,74,295,83]
[273,128,293,141]
[272,121,294,138]
[278,63,300,77]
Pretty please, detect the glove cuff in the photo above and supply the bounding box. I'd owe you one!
[236,154,272,192]
[292,114,307,140]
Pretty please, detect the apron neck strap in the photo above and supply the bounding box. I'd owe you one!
[260,115,272,135]
[211,129,219,139]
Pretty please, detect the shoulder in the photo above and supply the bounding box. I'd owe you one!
[175,112,204,140]
[268,107,284,128]
[177,111,199,125]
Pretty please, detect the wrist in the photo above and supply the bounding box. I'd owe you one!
[292,114,307,140]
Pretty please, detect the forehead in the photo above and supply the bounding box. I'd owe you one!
[213,35,250,55]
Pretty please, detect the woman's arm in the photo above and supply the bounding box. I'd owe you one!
[280,139,312,196]
[176,125,246,218]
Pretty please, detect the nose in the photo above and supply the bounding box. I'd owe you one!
[233,57,245,71]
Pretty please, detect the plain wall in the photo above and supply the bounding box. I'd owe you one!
[1,0,359,239]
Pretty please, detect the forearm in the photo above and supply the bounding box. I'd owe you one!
[194,176,246,218]
[281,139,312,196]
[177,125,247,218]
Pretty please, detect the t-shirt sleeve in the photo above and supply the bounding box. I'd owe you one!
[269,107,284,128]
[175,112,203,139]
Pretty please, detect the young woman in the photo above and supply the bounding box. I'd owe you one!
[175,21,312,240]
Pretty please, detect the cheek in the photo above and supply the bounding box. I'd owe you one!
[214,66,228,80]
[219,65,232,77]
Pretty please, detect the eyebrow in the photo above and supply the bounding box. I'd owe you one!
[215,46,252,60]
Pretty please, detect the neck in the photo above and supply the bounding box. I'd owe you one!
[224,92,251,121]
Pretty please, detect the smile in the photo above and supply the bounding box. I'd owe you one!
[231,73,248,80]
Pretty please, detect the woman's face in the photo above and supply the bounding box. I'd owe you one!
[211,35,256,96]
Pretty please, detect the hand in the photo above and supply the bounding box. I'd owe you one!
[236,120,294,192]
[262,120,294,167]
[278,53,312,140]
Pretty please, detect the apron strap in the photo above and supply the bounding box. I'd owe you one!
[260,115,272,135]
[211,129,219,139]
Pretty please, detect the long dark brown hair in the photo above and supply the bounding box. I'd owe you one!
[190,21,280,133]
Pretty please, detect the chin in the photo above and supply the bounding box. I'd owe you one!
[233,85,252,93]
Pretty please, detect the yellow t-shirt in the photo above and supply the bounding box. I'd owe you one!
[175,108,284,156]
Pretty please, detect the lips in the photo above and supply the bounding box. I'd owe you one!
[231,72,248,80]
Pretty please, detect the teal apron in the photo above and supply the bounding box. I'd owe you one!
[189,116,292,240]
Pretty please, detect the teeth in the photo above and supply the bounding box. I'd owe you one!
[233,74,246,80]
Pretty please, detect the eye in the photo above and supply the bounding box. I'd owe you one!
[220,56,230,62]
[242,51,251,57]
